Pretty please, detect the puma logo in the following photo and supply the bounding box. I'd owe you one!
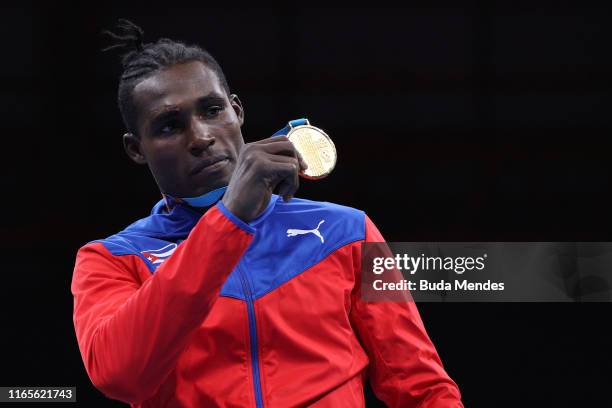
[286,220,325,244]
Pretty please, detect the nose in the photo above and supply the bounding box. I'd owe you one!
[188,117,215,156]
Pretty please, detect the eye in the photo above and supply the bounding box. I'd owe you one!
[159,120,180,135]
[203,105,224,118]
[160,125,174,134]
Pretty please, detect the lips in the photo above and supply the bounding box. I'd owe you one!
[190,156,228,176]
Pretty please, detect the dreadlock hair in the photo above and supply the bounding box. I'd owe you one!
[102,19,231,135]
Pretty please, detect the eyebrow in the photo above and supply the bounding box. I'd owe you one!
[197,93,226,106]
[150,109,180,126]
[149,92,227,122]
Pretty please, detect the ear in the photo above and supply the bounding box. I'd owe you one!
[123,132,147,164]
[229,94,245,126]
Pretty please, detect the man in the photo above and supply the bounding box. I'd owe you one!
[72,20,463,407]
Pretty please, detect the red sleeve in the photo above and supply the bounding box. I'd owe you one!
[71,205,253,404]
[349,215,463,408]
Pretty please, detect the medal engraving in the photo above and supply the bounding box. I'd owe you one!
[287,124,337,179]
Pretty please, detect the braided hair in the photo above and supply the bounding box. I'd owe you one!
[102,19,231,135]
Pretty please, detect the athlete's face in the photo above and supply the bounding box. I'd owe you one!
[124,61,244,198]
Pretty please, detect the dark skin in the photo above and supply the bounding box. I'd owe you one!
[123,61,307,222]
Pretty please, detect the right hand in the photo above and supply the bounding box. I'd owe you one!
[221,136,308,222]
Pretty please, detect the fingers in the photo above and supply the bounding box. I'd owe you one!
[248,136,308,172]
[295,149,308,173]
[224,136,307,221]
[263,153,300,201]
[231,137,306,207]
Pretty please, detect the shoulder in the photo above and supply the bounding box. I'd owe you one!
[275,196,364,223]
[258,196,367,244]
[91,215,155,255]
[277,196,364,216]
[79,200,187,271]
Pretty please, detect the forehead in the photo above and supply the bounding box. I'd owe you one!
[132,61,225,118]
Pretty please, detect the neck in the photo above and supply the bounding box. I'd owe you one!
[181,186,228,208]
[163,185,228,214]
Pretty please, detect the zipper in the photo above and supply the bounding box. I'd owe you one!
[237,264,265,408]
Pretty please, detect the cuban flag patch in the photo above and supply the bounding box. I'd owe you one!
[141,243,178,265]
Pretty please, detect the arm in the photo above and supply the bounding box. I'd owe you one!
[71,204,253,404]
[72,134,306,404]
[349,215,463,408]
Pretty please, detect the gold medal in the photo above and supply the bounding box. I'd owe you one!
[286,120,337,179]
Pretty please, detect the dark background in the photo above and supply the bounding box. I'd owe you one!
[2,4,611,407]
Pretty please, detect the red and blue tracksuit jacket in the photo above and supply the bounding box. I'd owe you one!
[71,195,463,407]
